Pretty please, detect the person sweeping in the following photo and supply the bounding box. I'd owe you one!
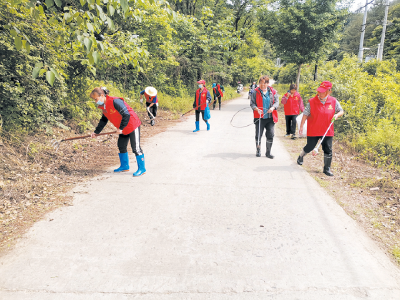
[281,84,304,139]
[297,81,344,176]
[250,75,279,158]
[193,80,211,132]
[140,87,158,126]
[212,82,224,110]
[90,87,146,177]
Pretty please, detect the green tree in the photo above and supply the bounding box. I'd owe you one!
[258,0,347,87]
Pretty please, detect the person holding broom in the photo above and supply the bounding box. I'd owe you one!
[193,80,211,132]
[296,81,344,176]
[90,87,146,177]
[212,82,224,110]
[140,87,158,126]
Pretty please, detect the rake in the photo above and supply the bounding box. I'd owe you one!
[51,131,118,152]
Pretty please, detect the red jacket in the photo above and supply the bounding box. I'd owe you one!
[307,95,336,137]
[213,85,223,98]
[282,92,303,115]
[195,88,209,110]
[253,87,278,122]
[144,93,158,104]
[101,95,141,135]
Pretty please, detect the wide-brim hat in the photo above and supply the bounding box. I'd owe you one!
[145,86,157,97]
[197,80,206,85]
[212,83,216,87]
[316,81,332,93]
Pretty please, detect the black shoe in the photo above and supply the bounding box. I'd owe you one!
[256,148,261,157]
[266,153,274,159]
[323,155,333,176]
[291,134,297,140]
[266,142,274,159]
[323,167,334,176]
[297,155,303,165]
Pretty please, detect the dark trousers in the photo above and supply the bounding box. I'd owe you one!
[285,115,297,135]
[146,102,157,119]
[254,118,275,146]
[117,126,143,156]
[303,136,333,156]
[213,96,221,109]
[195,110,208,123]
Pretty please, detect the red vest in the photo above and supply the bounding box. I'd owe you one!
[100,95,141,135]
[144,93,158,104]
[213,85,223,97]
[283,92,301,115]
[253,87,278,123]
[195,88,209,110]
[307,95,336,137]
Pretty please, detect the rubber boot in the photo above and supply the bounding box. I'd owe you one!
[213,102,216,110]
[193,121,200,132]
[114,152,129,172]
[219,103,221,110]
[297,150,306,165]
[265,141,274,159]
[256,146,261,157]
[323,154,334,176]
[206,122,210,131]
[133,154,146,177]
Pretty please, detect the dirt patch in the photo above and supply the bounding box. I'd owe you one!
[0,110,181,255]
[275,108,400,264]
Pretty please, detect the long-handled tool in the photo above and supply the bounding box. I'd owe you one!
[51,131,118,152]
[312,118,335,156]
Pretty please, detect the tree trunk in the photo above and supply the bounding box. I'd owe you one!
[296,64,302,89]
[314,64,318,81]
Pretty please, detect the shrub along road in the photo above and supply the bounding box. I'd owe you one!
[0,95,400,299]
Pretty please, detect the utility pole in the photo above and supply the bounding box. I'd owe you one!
[377,0,390,60]
[358,0,369,62]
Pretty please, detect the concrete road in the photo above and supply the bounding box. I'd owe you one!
[1,95,400,300]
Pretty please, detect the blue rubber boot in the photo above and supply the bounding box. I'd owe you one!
[133,154,146,177]
[114,152,129,172]
[206,122,210,131]
[193,121,200,132]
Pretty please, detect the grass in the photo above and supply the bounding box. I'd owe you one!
[392,245,400,263]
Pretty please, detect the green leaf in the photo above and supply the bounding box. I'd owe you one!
[46,71,55,86]
[35,62,43,69]
[92,51,100,64]
[77,16,83,26]
[108,4,115,16]
[32,67,41,79]
[83,37,92,53]
[39,69,46,77]
[120,0,128,13]
[80,0,86,5]
[87,22,94,32]
[87,0,94,5]
[15,36,22,50]
[38,5,44,14]
[45,0,54,8]
[10,29,17,37]
[88,52,94,64]
[25,43,31,53]
[97,41,104,51]
[106,17,115,31]
[54,0,62,7]
[50,67,61,80]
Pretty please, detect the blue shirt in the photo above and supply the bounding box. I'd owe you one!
[261,89,271,119]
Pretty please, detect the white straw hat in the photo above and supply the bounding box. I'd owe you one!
[145,86,157,97]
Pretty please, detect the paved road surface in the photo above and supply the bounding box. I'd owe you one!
[1,95,400,299]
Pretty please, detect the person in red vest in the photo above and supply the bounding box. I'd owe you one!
[139,86,158,126]
[281,84,304,139]
[193,80,211,132]
[297,81,344,176]
[212,82,224,110]
[250,75,279,158]
[90,87,146,177]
